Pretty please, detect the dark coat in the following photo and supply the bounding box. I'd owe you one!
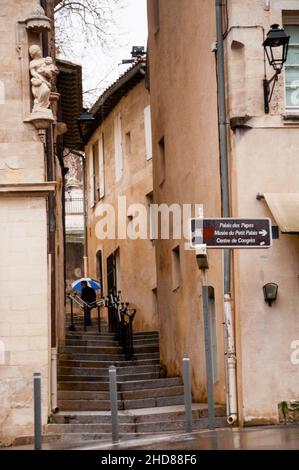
[81,286,96,304]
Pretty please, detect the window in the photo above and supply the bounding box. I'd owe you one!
[114,113,123,181]
[125,131,131,157]
[171,245,181,291]
[144,106,152,160]
[146,191,155,243]
[158,136,165,185]
[88,147,95,208]
[93,141,99,201]
[284,23,299,109]
[98,134,105,199]
[152,0,160,34]
[115,248,121,291]
[0,80,5,105]
[152,287,158,318]
[96,250,103,294]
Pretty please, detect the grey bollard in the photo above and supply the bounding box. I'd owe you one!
[34,372,42,450]
[109,366,119,443]
[183,354,192,433]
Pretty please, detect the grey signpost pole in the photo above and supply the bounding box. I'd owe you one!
[33,372,42,450]
[196,245,216,430]
[183,353,192,433]
[109,366,119,443]
[202,270,216,430]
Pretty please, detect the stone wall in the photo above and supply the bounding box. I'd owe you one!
[86,80,158,332]
[0,197,49,445]
[0,0,53,444]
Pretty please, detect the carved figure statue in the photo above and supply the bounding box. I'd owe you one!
[29,45,58,112]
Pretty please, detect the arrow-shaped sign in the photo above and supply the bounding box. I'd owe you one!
[190,217,272,249]
[259,230,268,236]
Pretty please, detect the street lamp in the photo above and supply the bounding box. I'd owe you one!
[263,24,290,114]
[263,282,278,306]
[77,109,95,145]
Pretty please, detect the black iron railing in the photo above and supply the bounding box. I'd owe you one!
[106,290,136,360]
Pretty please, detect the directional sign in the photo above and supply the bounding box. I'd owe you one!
[190,218,272,249]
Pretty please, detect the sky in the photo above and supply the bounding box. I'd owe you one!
[59,0,148,107]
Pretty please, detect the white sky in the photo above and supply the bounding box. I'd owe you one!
[61,0,148,106]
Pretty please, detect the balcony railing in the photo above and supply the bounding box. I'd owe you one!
[65,198,84,214]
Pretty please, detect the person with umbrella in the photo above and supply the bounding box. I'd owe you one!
[81,280,97,327]
[71,278,101,328]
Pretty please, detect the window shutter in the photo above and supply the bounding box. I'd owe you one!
[114,114,123,181]
[98,134,105,198]
[88,147,95,208]
[144,105,153,160]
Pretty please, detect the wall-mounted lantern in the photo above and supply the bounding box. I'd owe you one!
[263,282,278,306]
[262,24,290,114]
[77,109,95,145]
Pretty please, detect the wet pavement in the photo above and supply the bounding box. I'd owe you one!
[2,425,299,451]
[72,424,299,451]
[128,425,299,450]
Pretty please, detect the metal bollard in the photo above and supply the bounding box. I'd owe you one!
[183,353,192,433]
[33,372,42,450]
[109,366,119,443]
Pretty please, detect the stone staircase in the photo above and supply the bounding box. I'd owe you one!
[43,317,227,445]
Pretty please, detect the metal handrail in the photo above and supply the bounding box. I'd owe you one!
[66,293,104,332]
[106,290,136,360]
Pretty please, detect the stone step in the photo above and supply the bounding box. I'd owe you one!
[61,344,159,354]
[57,385,184,402]
[58,377,180,392]
[59,352,160,361]
[65,331,159,339]
[45,416,227,435]
[57,372,160,383]
[57,364,160,377]
[45,423,134,434]
[41,431,179,444]
[65,338,159,347]
[57,395,185,411]
[58,358,160,368]
[119,377,182,391]
[50,404,226,424]
[51,412,135,424]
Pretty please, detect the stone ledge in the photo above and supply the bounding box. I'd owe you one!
[0,182,56,196]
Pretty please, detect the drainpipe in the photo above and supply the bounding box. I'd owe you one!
[41,0,57,413]
[215,0,238,425]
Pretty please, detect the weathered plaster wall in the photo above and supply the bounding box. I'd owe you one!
[0,197,49,445]
[0,0,52,444]
[147,0,225,403]
[228,0,299,423]
[86,81,158,332]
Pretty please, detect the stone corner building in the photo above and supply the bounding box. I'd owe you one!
[0,0,81,445]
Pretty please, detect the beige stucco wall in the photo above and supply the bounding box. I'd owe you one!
[86,80,158,332]
[227,0,299,423]
[0,197,49,445]
[0,0,58,444]
[147,0,225,403]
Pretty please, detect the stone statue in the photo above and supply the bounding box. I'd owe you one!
[29,44,58,113]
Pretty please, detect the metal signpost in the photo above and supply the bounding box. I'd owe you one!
[190,217,272,429]
[190,217,272,249]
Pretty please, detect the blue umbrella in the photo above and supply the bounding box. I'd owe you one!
[71,277,101,292]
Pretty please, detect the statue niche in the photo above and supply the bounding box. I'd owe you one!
[29,44,58,113]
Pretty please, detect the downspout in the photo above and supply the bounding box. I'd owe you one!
[82,155,88,277]
[41,0,57,412]
[215,0,238,425]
